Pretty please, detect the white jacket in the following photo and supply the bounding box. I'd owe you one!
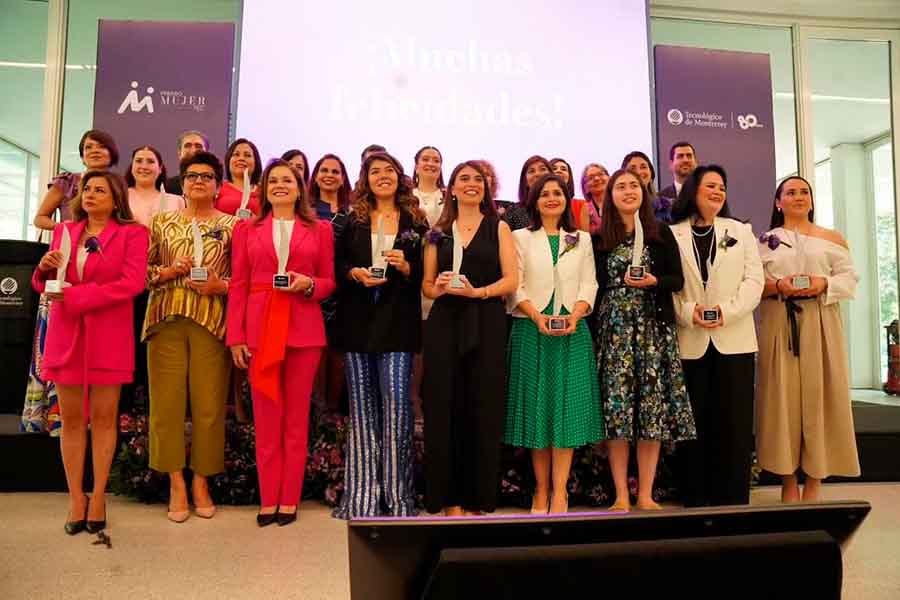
[671,217,764,358]
[509,227,598,317]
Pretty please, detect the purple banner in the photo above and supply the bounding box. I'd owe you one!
[654,45,776,234]
[93,20,235,178]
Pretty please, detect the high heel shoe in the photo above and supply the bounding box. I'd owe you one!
[548,493,569,515]
[276,509,297,526]
[530,496,549,515]
[194,504,217,519]
[257,510,278,528]
[64,497,88,535]
[85,497,107,533]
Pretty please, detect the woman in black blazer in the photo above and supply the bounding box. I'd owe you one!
[593,169,696,512]
[332,152,428,519]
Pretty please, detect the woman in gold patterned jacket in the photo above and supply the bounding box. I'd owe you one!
[143,151,237,523]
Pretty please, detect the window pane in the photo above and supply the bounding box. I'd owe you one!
[0,1,48,240]
[873,142,898,380]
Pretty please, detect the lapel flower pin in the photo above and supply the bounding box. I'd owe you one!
[203,226,225,241]
[399,229,420,243]
[718,229,738,251]
[426,227,448,245]
[559,232,580,258]
[759,231,792,250]
[84,236,103,255]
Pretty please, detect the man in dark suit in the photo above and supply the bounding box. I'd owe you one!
[658,141,697,222]
[164,130,209,196]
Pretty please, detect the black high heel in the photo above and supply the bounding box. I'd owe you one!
[85,497,107,533]
[276,509,298,526]
[65,496,88,535]
[257,511,278,527]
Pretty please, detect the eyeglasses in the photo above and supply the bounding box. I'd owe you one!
[183,172,216,183]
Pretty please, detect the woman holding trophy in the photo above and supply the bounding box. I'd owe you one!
[332,152,427,519]
[227,159,335,526]
[32,170,148,534]
[144,152,237,523]
[594,169,695,512]
[422,161,517,516]
[505,174,603,514]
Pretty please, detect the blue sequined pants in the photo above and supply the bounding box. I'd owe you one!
[333,352,416,518]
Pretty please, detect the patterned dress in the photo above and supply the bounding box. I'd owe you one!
[505,234,603,448]
[21,172,81,434]
[595,240,696,442]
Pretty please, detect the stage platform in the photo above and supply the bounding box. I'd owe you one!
[0,484,896,600]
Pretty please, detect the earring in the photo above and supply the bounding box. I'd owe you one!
[452,194,458,204]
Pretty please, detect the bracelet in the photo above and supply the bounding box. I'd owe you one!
[482,285,490,299]
[304,278,316,297]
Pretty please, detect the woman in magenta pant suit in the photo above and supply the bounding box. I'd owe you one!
[227,159,336,526]
[32,170,149,534]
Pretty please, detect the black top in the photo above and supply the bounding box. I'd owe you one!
[498,202,530,231]
[164,175,183,197]
[333,210,427,353]
[691,224,717,285]
[593,223,684,324]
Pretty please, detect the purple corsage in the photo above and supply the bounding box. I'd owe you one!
[202,226,225,241]
[399,229,420,243]
[759,231,792,250]
[84,236,103,255]
[559,232,580,258]
[426,227,448,245]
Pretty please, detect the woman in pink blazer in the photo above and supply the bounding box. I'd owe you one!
[227,159,336,526]
[32,170,149,535]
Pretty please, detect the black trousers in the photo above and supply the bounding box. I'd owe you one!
[678,345,755,507]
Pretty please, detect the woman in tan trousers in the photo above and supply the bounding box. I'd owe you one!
[756,176,860,503]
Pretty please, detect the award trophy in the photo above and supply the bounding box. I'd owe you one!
[702,308,720,322]
[273,219,291,289]
[369,215,387,279]
[449,222,465,289]
[792,275,811,289]
[548,260,567,330]
[45,226,71,294]
[236,168,253,220]
[189,219,209,282]
[629,213,645,280]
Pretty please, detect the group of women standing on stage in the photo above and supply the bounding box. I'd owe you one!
[29,129,861,535]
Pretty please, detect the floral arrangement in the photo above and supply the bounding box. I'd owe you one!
[759,231,792,250]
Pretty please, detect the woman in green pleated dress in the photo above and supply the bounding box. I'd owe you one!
[505,174,604,515]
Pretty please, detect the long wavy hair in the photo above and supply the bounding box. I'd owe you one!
[670,164,734,223]
[224,138,262,185]
[596,169,660,252]
[256,159,316,225]
[549,157,576,198]
[70,170,136,224]
[309,153,352,213]
[771,175,815,228]
[125,145,167,189]
[434,161,497,232]
[350,152,424,226]
[527,174,575,232]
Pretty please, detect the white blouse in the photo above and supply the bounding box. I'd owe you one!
[759,227,859,305]
[273,218,294,273]
[414,188,444,228]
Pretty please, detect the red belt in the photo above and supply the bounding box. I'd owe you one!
[249,282,291,404]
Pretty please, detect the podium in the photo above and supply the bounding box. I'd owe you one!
[0,240,47,414]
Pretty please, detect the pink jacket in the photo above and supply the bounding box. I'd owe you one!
[32,220,149,374]
[226,215,336,350]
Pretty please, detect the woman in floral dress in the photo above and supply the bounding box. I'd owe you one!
[594,169,696,512]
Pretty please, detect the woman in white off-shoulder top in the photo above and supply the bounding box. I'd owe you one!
[755,176,860,503]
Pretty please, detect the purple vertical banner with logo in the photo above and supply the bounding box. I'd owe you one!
[654,45,776,234]
[93,21,235,176]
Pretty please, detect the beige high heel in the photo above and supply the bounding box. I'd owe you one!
[194,504,217,519]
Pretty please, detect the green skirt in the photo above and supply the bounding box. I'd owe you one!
[505,314,604,448]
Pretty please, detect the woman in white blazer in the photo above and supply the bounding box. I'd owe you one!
[670,165,764,507]
[505,174,603,515]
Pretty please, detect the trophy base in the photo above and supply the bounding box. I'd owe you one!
[369,266,386,279]
[548,317,567,331]
[273,274,291,289]
[792,275,811,290]
[449,274,465,289]
[190,267,209,282]
[236,208,253,220]
[702,309,720,322]
[629,266,645,279]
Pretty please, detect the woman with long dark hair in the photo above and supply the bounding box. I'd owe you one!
[422,161,518,515]
[216,138,262,217]
[500,155,552,231]
[594,169,695,512]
